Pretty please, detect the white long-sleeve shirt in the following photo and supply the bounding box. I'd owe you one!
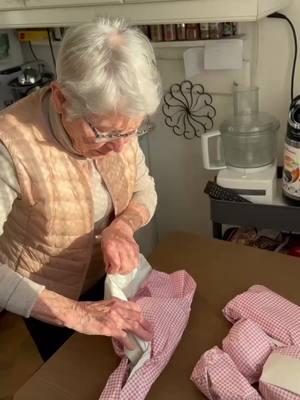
[0,94,157,318]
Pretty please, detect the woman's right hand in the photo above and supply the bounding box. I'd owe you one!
[31,289,152,349]
[67,297,152,349]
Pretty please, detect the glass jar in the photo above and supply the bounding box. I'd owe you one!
[209,23,222,39]
[150,25,163,42]
[163,24,177,41]
[176,23,186,41]
[186,24,200,40]
[200,23,209,40]
[232,22,239,36]
[139,25,150,38]
[222,22,233,37]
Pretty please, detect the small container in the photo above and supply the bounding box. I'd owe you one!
[209,23,222,39]
[222,22,233,37]
[232,22,239,36]
[139,25,150,38]
[163,24,177,41]
[186,23,200,41]
[176,23,186,41]
[200,23,210,40]
[150,25,163,42]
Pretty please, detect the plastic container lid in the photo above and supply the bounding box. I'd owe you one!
[221,112,280,135]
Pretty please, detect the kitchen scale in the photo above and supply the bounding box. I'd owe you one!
[201,86,280,205]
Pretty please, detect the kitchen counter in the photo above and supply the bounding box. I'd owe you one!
[14,232,300,400]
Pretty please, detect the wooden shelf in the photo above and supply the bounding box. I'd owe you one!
[30,35,245,50]
[152,36,244,48]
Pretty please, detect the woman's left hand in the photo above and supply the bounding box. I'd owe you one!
[100,220,140,275]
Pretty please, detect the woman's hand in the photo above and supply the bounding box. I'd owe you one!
[100,219,139,275]
[31,290,152,349]
[68,297,152,349]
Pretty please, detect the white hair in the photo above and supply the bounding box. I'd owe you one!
[56,17,162,119]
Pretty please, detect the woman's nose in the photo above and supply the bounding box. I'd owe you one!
[111,138,126,152]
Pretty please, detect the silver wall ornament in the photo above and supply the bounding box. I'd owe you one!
[162,80,216,140]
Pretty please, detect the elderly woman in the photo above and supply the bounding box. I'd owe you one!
[0,18,161,360]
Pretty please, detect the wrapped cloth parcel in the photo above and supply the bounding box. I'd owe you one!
[101,254,196,400]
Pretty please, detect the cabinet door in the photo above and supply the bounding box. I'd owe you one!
[124,0,178,2]
[0,0,25,9]
[25,0,122,8]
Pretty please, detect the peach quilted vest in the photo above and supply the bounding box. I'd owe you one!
[0,88,137,299]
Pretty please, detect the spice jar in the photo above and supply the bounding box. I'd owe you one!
[176,23,186,41]
[186,24,200,41]
[232,22,239,36]
[200,23,209,40]
[150,25,163,42]
[208,23,222,39]
[139,25,150,38]
[163,24,177,41]
[222,22,233,37]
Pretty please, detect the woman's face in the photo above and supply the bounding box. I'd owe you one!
[51,82,144,158]
[62,111,144,157]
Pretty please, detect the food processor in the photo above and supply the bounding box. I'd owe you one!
[201,86,280,204]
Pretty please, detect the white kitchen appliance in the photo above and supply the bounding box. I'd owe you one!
[201,86,280,204]
[215,163,277,204]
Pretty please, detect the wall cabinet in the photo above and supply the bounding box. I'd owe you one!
[0,0,292,28]
[24,0,122,8]
[0,0,25,10]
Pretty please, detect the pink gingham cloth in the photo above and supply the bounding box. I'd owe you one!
[99,270,196,400]
[222,319,276,384]
[259,346,300,400]
[191,346,262,400]
[223,285,300,345]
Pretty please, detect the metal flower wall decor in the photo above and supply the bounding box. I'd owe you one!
[162,80,216,140]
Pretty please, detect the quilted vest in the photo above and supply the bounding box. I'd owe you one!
[0,88,137,299]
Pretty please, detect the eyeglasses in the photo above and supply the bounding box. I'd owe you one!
[86,118,154,144]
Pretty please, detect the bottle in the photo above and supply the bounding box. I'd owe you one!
[138,25,150,38]
[200,23,209,40]
[150,25,163,42]
[186,24,200,40]
[232,22,239,36]
[176,23,186,41]
[283,96,300,204]
[209,23,222,39]
[163,24,177,41]
[222,22,233,37]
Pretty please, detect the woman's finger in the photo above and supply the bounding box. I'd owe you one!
[118,334,137,350]
[126,319,153,342]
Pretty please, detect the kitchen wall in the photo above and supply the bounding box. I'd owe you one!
[149,3,300,244]
[21,2,300,253]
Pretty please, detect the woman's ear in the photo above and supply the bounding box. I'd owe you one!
[50,81,66,114]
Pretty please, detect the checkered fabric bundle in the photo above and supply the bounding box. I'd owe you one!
[191,346,262,400]
[99,270,196,400]
[222,319,276,384]
[223,285,300,345]
[259,346,300,400]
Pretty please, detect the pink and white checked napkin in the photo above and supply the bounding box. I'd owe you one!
[223,285,300,345]
[191,346,262,400]
[222,319,276,384]
[259,346,300,400]
[100,269,196,400]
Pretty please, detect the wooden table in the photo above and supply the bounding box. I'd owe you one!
[15,232,300,400]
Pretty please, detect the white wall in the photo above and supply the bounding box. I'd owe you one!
[149,4,300,243]
[21,4,300,249]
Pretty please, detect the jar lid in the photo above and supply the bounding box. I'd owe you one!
[221,112,280,135]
